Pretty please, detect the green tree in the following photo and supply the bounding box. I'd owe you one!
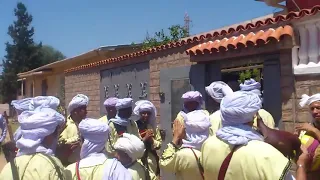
[0,2,43,103]
[39,45,66,64]
[141,25,188,50]
[238,68,261,84]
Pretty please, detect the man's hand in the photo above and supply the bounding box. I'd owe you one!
[296,123,319,135]
[297,145,312,169]
[143,129,154,142]
[172,120,185,146]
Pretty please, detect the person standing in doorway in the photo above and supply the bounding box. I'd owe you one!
[175,91,209,125]
[133,100,162,176]
[57,94,89,166]
[99,97,118,123]
[106,98,141,157]
[239,78,275,129]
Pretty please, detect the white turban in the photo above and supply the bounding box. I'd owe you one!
[300,93,320,107]
[79,118,110,159]
[205,81,234,103]
[68,94,89,113]
[11,98,33,114]
[103,97,118,107]
[14,127,22,142]
[180,110,211,150]
[115,98,133,110]
[181,91,203,104]
[133,100,157,129]
[114,133,145,162]
[220,91,262,126]
[240,79,262,97]
[0,115,7,143]
[30,96,60,110]
[216,91,263,145]
[16,108,65,156]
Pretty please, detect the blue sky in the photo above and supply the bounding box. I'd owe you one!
[0,0,276,60]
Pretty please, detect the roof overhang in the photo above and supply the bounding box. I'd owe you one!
[18,70,53,78]
[186,25,295,62]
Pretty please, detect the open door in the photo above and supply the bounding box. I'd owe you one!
[159,64,206,179]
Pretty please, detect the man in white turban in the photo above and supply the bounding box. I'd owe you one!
[239,79,275,129]
[114,133,157,180]
[66,118,132,180]
[134,100,162,176]
[296,93,320,178]
[99,97,118,123]
[160,110,211,180]
[11,98,33,142]
[30,96,60,110]
[200,91,294,180]
[106,98,141,158]
[0,107,67,180]
[58,94,89,166]
[205,81,234,135]
[175,91,209,126]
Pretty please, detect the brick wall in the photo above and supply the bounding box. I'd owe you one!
[149,46,196,123]
[65,69,101,118]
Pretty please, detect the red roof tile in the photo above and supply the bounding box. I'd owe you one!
[65,6,320,73]
[186,25,293,55]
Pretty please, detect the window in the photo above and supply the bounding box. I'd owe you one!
[30,83,33,97]
[41,79,48,96]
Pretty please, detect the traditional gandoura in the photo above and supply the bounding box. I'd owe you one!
[240,79,275,129]
[299,93,320,172]
[200,91,293,180]
[0,107,67,180]
[99,97,118,123]
[11,98,33,142]
[114,133,156,180]
[176,91,210,125]
[160,110,210,180]
[133,100,162,175]
[107,98,141,157]
[59,94,89,165]
[205,81,234,135]
[66,119,132,180]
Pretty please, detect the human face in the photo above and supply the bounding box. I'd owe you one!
[118,107,132,119]
[184,101,199,112]
[114,150,132,165]
[72,105,87,120]
[310,101,320,123]
[140,111,151,122]
[106,106,117,118]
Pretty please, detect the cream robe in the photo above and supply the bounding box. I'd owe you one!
[209,108,275,135]
[128,161,158,180]
[66,153,114,180]
[58,116,81,163]
[138,123,162,175]
[200,136,291,180]
[159,143,203,180]
[98,115,108,123]
[0,153,67,180]
[106,120,141,157]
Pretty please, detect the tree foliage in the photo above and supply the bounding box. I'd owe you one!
[141,25,188,50]
[0,2,65,103]
[39,45,66,65]
[238,68,261,84]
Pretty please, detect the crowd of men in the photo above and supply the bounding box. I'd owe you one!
[0,78,318,180]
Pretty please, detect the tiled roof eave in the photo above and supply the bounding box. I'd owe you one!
[64,5,320,74]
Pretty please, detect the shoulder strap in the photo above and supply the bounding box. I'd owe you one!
[189,148,204,180]
[217,145,240,180]
[75,161,81,180]
[43,154,64,180]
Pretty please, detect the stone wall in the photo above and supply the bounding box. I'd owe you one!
[280,50,320,132]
